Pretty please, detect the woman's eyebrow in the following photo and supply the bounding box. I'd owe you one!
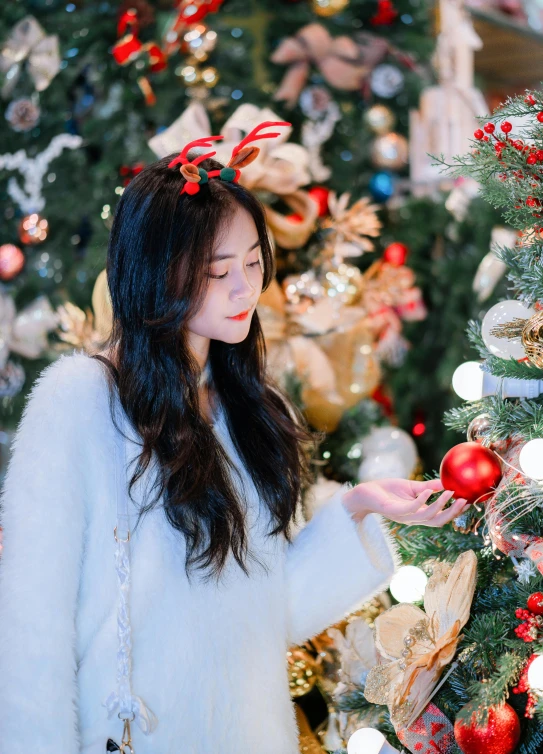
[212,240,261,261]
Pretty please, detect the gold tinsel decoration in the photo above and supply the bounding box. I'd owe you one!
[490,311,543,368]
[287,647,320,698]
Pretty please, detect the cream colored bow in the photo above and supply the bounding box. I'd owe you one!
[364,550,477,729]
[0,16,60,98]
[0,292,59,368]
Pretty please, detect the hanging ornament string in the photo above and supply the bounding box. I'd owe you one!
[0,134,82,214]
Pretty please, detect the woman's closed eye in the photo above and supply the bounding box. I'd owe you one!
[208,261,261,280]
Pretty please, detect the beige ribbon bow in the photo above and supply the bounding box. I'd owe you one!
[0,16,60,98]
[270,23,371,109]
[364,550,477,730]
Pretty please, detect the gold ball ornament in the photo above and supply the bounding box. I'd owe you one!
[287,647,320,698]
[182,24,218,63]
[371,132,409,171]
[178,65,218,87]
[18,213,48,245]
[312,0,350,16]
[321,262,363,306]
[364,104,396,135]
[522,309,543,368]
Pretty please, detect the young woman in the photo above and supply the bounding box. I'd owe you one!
[0,124,468,754]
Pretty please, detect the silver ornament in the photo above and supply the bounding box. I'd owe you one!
[466,414,492,443]
[370,64,404,98]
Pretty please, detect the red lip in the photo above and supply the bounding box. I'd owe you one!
[228,309,250,321]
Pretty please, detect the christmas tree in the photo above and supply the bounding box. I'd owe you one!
[332,88,543,754]
[0,0,497,479]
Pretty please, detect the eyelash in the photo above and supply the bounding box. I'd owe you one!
[208,261,261,280]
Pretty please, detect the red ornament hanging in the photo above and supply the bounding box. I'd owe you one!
[383,241,409,266]
[0,244,25,280]
[439,442,503,504]
[527,592,543,615]
[370,0,398,25]
[308,186,330,217]
[18,213,48,245]
[454,701,520,754]
[119,162,145,186]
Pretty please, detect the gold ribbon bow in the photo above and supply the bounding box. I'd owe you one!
[0,16,60,99]
[364,550,477,729]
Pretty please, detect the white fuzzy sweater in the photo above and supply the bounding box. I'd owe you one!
[0,351,400,754]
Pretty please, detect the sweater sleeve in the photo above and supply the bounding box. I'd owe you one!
[0,355,97,754]
[284,482,401,646]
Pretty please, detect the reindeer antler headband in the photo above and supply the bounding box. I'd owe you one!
[168,120,292,195]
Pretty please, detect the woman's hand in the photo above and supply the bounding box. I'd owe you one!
[341,477,469,527]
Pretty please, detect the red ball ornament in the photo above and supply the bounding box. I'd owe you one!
[527,592,543,615]
[308,186,330,217]
[474,129,484,140]
[440,442,502,504]
[454,701,520,754]
[383,241,409,266]
[18,212,48,245]
[0,244,25,281]
[500,121,513,133]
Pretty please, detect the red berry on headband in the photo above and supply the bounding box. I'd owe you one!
[501,121,513,133]
[484,122,495,134]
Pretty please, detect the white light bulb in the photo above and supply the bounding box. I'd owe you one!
[528,654,543,692]
[452,361,484,400]
[389,565,428,603]
[519,439,543,481]
[452,361,543,400]
[347,727,399,754]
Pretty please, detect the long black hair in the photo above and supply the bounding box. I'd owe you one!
[94,150,319,584]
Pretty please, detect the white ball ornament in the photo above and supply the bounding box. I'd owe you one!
[519,439,543,481]
[481,300,536,359]
[389,565,428,603]
[347,727,400,754]
[359,426,418,477]
[528,654,543,692]
[358,451,410,482]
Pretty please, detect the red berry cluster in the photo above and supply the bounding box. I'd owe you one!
[512,653,539,718]
[515,595,543,641]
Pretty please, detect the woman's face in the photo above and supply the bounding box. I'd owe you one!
[187,206,264,347]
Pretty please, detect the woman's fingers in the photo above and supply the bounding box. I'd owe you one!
[410,478,445,493]
[428,497,470,527]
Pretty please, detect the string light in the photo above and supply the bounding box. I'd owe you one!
[389,565,428,603]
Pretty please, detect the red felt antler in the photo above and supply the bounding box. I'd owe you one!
[168,135,225,169]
